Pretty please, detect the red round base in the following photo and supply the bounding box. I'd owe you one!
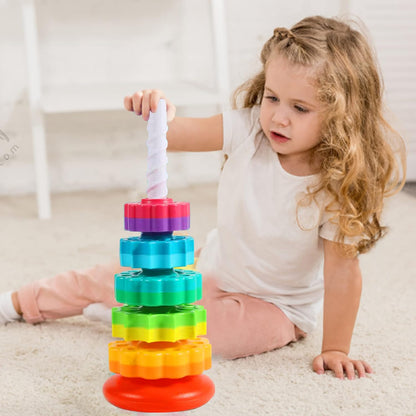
[103,374,215,412]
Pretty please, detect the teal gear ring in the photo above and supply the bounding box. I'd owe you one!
[114,268,202,306]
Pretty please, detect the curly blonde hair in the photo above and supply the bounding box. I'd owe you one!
[233,16,406,255]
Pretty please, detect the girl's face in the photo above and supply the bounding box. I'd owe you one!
[260,54,323,173]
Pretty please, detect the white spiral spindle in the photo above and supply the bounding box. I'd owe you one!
[146,99,168,199]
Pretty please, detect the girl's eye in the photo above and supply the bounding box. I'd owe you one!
[265,96,279,103]
[295,105,308,113]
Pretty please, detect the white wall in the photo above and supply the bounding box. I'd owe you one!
[348,0,416,180]
[0,0,413,196]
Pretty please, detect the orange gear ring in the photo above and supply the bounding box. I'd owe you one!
[109,337,211,379]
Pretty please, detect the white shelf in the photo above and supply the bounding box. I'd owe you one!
[42,81,222,114]
[22,0,229,218]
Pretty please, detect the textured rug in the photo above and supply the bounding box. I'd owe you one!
[0,184,415,416]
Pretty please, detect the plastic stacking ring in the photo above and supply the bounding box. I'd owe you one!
[120,233,194,269]
[125,198,190,232]
[112,304,207,342]
[103,374,215,413]
[108,338,212,379]
[114,269,202,306]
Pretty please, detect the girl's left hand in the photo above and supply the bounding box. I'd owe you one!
[312,350,373,380]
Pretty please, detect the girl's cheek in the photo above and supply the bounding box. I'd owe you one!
[259,114,267,132]
[259,105,268,125]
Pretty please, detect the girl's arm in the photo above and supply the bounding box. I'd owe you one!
[312,238,373,379]
[167,116,223,152]
[124,89,223,152]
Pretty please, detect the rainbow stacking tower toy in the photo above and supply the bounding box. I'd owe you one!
[103,100,215,412]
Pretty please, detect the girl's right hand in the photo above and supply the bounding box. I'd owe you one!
[124,89,176,122]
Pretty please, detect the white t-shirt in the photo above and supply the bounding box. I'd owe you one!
[197,106,340,333]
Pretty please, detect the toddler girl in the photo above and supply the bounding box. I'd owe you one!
[0,16,405,380]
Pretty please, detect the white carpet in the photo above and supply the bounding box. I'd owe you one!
[1,184,415,416]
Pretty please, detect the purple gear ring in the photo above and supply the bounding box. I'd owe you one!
[124,216,190,232]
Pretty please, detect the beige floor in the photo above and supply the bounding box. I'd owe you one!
[0,184,415,416]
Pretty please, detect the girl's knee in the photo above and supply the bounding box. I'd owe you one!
[203,293,301,359]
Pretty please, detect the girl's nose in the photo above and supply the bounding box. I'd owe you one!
[272,110,290,127]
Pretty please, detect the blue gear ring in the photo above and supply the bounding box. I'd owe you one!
[114,269,203,306]
[120,234,194,269]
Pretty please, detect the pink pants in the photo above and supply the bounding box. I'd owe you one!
[17,261,305,359]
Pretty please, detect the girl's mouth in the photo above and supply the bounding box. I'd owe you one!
[270,131,290,143]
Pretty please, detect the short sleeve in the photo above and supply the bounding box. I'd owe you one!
[319,212,362,246]
[316,191,362,245]
[319,219,339,242]
[222,106,261,156]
